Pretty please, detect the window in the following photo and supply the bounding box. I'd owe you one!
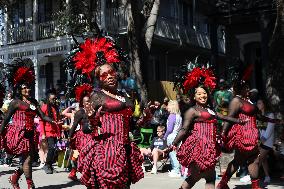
[9,0,26,27]
[38,0,53,23]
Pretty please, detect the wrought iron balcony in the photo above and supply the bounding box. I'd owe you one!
[105,7,127,34]
[155,16,211,49]
[7,24,33,44]
[37,21,56,40]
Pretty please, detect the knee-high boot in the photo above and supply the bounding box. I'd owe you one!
[251,179,262,189]
[26,178,35,189]
[9,168,23,189]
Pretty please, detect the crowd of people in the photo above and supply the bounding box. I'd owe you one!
[0,35,283,189]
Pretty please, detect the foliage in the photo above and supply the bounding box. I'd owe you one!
[53,0,100,37]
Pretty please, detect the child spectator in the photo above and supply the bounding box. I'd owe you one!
[140,125,168,174]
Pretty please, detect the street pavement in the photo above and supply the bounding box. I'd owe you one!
[0,166,283,189]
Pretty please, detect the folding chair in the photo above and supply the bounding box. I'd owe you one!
[143,150,170,172]
[157,156,170,172]
[137,128,153,148]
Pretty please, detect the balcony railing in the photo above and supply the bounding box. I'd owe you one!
[105,7,127,34]
[155,16,211,49]
[7,24,33,44]
[3,9,225,53]
[37,21,56,40]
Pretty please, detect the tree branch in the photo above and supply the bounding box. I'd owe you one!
[144,0,160,50]
[142,0,155,19]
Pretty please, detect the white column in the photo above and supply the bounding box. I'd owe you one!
[33,50,39,100]
[3,6,8,46]
[4,54,9,65]
[33,0,38,41]
[100,0,106,31]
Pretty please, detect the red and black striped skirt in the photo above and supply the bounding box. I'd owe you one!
[69,130,92,152]
[77,139,144,189]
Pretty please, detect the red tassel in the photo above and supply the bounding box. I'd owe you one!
[242,64,254,81]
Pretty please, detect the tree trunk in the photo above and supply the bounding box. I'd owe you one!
[126,2,148,106]
[125,0,160,106]
[144,0,160,50]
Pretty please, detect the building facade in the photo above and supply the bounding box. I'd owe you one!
[0,0,225,100]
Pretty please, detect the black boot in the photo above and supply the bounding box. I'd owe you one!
[43,164,53,174]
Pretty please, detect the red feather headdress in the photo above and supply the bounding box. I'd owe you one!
[73,37,120,78]
[183,67,216,94]
[13,66,35,87]
[74,83,94,102]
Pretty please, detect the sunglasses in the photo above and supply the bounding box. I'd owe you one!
[100,70,116,80]
[21,86,30,90]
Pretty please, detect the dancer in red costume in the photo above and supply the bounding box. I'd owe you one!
[0,58,56,189]
[217,72,283,189]
[171,61,246,189]
[67,83,94,180]
[66,36,144,189]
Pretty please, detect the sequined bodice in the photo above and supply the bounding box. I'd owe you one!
[192,111,217,141]
[92,92,133,143]
[12,103,37,130]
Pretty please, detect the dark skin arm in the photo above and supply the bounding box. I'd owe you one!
[0,100,18,134]
[172,108,197,147]
[82,92,103,134]
[68,109,84,138]
[221,97,241,136]
[82,106,103,134]
[256,109,282,124]
[216,112,245,124]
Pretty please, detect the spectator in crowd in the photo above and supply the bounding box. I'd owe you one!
[164,100,182,178]
[36,115,47,169]
[136,104,153,128]
[40,90,61,174]
[249,88,259,104]
[150,101,168,136]
[1,91,13,113]
[140,125,168,174]
[161,97,169,112]
[279,130,284,180]
[257,98,275,185]
[161,97,170,125]
[176,94,191,120]
[58,92,71,113]
[0,91,14,167]
[213,79,233,117]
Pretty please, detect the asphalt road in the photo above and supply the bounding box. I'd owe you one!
[0,166,283,189]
